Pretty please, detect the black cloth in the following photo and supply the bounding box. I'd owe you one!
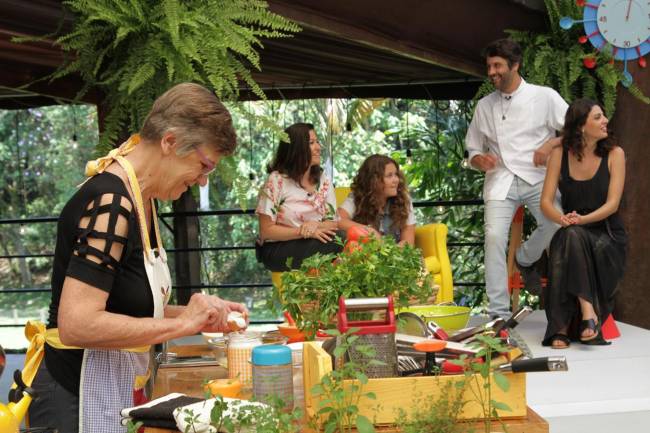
[256,230,346,272]
[45,172,155,395]
[28,361,79,433]
[543,149,627,345]
[126,395,203,428]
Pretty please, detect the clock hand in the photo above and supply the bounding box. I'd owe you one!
[625,0,632,22]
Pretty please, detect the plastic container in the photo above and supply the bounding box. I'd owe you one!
[252,345,294,409]
[227,332,262,387]
[288,342,304,409]
[399,305,471,332]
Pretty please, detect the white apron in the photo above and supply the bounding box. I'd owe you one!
[78,155,171,433]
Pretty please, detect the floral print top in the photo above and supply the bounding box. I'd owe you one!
[256,171,337,234]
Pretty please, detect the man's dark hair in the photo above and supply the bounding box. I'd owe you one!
[483,39,523,69]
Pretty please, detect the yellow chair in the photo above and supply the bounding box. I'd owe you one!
[334,186,351,207]
[415,223,454,304]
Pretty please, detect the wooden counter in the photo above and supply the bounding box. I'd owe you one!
[144,345,549,433]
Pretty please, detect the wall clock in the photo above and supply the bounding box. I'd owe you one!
[560,0,650,87]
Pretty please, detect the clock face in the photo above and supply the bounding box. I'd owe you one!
[584,0,650,60]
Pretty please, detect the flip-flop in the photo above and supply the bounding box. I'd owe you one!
[550,334,570,349]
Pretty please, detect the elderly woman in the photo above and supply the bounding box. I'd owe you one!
[337,154,416,246]
[540,98,626,349]
[256,122,342,271]
[28,83,249,432]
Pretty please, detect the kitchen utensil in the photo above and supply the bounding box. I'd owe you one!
[447,318,504,342]
[496,356,568,373]
[396,333,478,356]
[493,306,533,335]
[413,339,447,375]
[426,320,449,340]
[396,312,428,337]
[338,296,397,378]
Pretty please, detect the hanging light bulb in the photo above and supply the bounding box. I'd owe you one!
[436,205,446,214]
[406,148,413,165]
[20,225,26,235]
[248,172,256,181]
[461,150,470,169]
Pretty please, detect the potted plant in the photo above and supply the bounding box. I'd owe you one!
[277,234,434,337]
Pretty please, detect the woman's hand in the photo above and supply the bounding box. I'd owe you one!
[559,211,584,227]
[199,296,250,333]
[299,221,319,238]
[310,227,337,243]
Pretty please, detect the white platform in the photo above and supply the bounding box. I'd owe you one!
[514,310,650,433]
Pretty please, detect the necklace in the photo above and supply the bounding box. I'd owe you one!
[500,95,513,121]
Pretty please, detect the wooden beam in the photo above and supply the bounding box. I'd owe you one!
[268,1,485,78]
[611,64,650,330]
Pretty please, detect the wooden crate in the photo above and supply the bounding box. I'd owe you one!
[303,342,527,426]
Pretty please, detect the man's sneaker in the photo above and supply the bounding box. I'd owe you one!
[515,257,542,296]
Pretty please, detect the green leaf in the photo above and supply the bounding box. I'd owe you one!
[356,415,376,433]
[491,400,512,412]
[493,371,510,392]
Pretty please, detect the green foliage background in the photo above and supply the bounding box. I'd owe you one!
[0,98,487,329]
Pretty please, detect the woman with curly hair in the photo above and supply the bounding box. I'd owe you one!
[338,154,415,245]
[540,98,626,349]
[256,123,342,271]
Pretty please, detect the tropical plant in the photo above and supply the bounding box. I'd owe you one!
[485,0,650,115]
[28,0,301,151]
[277,236,433,337]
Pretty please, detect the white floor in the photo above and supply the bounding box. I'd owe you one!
[513,310,650,433]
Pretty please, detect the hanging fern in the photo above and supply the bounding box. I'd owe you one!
[38,0,300,150]
[475,0,649,116]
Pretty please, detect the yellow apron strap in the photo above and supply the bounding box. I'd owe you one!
[16,321,151,390]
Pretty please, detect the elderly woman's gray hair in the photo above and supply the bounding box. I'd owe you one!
[139,82,237,156]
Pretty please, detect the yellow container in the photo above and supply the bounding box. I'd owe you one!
[302,342,526,427]
[399,304,471,332]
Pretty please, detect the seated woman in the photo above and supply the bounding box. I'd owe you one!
[256,122,342,271]
[540,98,626,349]
[338,154,415,246]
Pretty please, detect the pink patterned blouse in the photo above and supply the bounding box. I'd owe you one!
[256,171,337,232]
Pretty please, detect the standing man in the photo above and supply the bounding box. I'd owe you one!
[465,39,567,319]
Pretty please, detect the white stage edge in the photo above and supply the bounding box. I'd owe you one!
[515,310,650,433]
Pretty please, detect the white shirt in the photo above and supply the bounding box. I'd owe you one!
[465,79,568,200]
[256,171,337,229]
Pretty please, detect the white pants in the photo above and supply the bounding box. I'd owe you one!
[484,176,561,318]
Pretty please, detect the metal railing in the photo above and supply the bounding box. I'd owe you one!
[0,198,486,327]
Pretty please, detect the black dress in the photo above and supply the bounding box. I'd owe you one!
[542,148,627,345]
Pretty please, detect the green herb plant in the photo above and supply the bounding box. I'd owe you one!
[451,334,512,433]
[310,328,379,433]
[277,235,434,337]
[394,380,469,433]
[178,395,303,433]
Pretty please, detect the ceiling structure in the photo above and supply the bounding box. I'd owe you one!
[0,0,548,108]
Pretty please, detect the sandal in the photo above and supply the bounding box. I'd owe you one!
[579,318,601,342]
[550,334,570,349]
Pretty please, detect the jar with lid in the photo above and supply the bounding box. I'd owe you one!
[227,332,262,387]
[252,345,293,409]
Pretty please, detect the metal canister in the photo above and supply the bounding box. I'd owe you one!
[227,332,262,387]
[252,345,294,409]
